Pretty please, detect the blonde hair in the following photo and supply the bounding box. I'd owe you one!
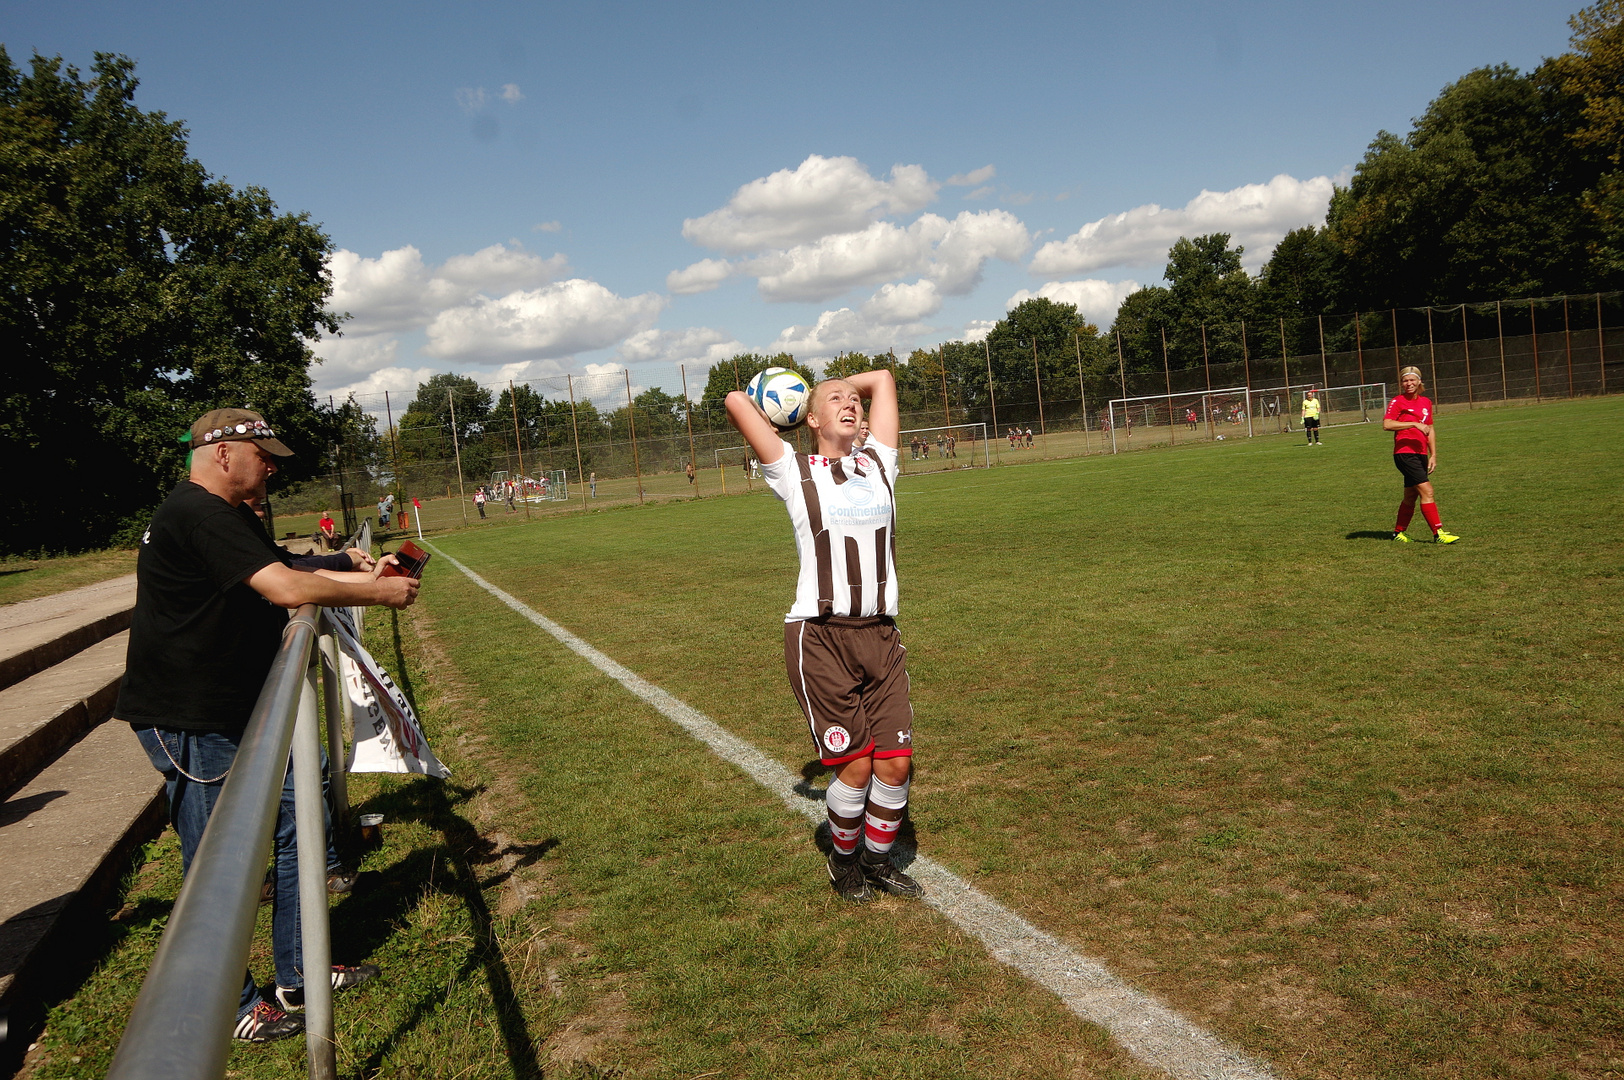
[1400,366,1424,388]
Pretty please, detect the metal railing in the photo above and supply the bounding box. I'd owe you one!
[107,604,352,1080]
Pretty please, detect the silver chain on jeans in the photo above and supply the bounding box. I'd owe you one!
[151,729,231,784]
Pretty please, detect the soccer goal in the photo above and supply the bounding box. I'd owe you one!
[900,423,990,471]
[1106,382,1389,451]
[1284,383,1388,428]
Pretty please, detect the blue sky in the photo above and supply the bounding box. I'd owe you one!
[5,0,1582,405]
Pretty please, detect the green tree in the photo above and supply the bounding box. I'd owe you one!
[402,373,493,480]
[1327,62,1608,306]
[0,49,340,553]
[1549,0,1624,276]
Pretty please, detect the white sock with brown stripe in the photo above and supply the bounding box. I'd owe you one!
[863,777,909,858]
[825,776,868,856]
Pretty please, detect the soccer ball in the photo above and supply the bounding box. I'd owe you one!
[746,367,809,429]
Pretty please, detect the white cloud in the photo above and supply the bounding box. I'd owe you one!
[499,83,523,104]
[317,364,443,409]
[861,280,941,325]
[748,209,1029,303]
[966,185,994,200]
[682,154,939,254]
[310,332,401,382]
[437,243,567,297]
[666,258,734,295]
[455,87,487,113]
[425,279,666,362]
[770,306,932,363]
[328,243,567,335]
[927,209,1030,293]
[532,220,562,233]
[1005,279,1144,327]
[947,165,996,186]
[1029,173,1336,276]
[616,326,745,367]
[961,320,996,343]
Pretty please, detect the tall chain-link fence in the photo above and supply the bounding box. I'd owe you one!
[263,291,1623,543]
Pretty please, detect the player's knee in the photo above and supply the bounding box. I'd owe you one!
[873,755,911,787]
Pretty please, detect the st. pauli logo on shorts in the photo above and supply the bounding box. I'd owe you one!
[823,725,851,753]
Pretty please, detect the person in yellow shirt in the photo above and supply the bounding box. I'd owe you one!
[1301,390,1323,445]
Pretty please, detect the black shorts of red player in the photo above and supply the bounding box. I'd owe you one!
[1394,452,1429,487]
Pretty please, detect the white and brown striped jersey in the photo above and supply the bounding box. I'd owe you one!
[762,438,899,622]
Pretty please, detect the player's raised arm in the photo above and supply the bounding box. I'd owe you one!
[841,368,899,448]
[725,391,788,464]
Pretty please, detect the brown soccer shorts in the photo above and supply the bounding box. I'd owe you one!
[783,615,914,765]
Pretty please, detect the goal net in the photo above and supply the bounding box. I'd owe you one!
[1105,382,1389,450]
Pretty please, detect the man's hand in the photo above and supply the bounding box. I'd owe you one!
[346,547,376,572]
[374,574,419,609]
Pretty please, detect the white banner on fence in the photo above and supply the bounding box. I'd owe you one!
[326,606,451,779]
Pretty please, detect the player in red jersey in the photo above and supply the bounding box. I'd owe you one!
[1383,367,1460,543]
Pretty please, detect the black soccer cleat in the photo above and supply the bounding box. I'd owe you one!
[275,963,380,1011]
[860,848,925,898]
[827,849,876,903]
[233,1000,304,1043]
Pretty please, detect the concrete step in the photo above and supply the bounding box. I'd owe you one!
[0,719,165,1043]
[0,574,136,693]
[0,632,129,800]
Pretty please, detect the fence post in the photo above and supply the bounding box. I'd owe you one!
[1530,300,1543,402]
[1203,322,1216,439]
[294,655,336,1080]
[1074,331,1090,455]
[1496,301,1508,400]
[939,345,952,430]
[1354,312,1365,387]
[566,374,588,510]
[447,390,468,526]
[681,364,699,495]
[1391,308,1402,386]
[1241,320,1255,438]
[983,339,1002,464]
[1280,317,1292,432]
[1160,327,1175,446]
[1426,307,1439,394]
[1599,293,1609,394]
[509,381,531,520]
[1564,296,1575,397]
[623,368,644,504]
[1115,330,1128,402]
[383,390,407,537]
[1029,335,1048,448]
[1462,304,1475,407]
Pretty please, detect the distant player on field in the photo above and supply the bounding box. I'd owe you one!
[725,369,923,903]
[1384,366,1459,543]
[1301,389,1322,445]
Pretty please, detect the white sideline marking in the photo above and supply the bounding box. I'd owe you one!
[428,545,1278,1080]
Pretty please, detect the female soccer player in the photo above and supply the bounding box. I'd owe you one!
[1384,366,1460,543]
[725,370,923,903]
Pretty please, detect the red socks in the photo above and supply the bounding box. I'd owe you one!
[1395,504,1415,533]
[1420,502,1442,533]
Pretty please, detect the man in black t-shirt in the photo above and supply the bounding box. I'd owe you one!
[116,408,419,1044]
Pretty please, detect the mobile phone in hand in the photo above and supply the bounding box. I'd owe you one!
[382,540,431,579]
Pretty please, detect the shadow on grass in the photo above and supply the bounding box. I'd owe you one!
[337,778,555,1080]
[1345,530,1399,540]
[0,565,35,576]
[388,610,416,711]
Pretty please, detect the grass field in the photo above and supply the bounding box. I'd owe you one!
[25,395,1623,1079]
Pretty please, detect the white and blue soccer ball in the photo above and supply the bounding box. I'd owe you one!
[746,367,809,429]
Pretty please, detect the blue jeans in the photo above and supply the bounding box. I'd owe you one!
[135,727,336,1014]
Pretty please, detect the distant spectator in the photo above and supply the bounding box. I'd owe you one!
[316,511,336,552]
[474,487,487,518]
